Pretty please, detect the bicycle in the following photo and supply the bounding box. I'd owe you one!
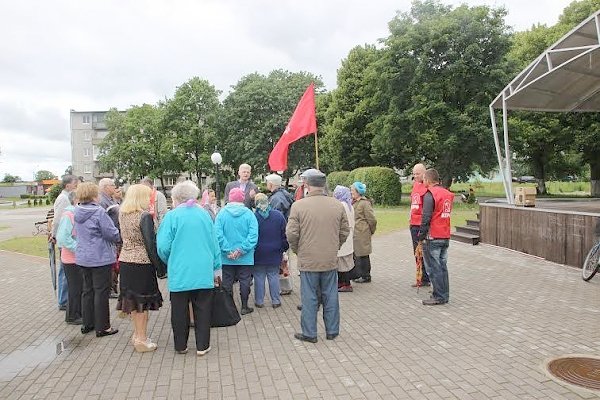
[582,240,600,281]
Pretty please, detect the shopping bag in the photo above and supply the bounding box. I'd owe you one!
[210,287,241,328]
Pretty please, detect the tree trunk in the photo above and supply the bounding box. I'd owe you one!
[159,176,167,197]
[590,160,600,198]
[535,178,547,195]
[533,162,547,195]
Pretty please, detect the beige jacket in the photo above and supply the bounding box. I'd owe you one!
[353,197,377,256]
[286,191,350,272]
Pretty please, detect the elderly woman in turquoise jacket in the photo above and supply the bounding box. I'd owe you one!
[215,187,258,316]
[157,181,221,356]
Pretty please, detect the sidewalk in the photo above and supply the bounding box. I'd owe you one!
[0,229,599,399]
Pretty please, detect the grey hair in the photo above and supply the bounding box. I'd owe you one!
[171,181,199,204]
[98,178,115,191]
[140,177,154,187]
[61,174,78,189]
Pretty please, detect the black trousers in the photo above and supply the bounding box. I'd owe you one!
[410,225,430,283]
[80,265,111,332]
[222,265,252,307]
[63,263,83,322]
[338,271,351,286]
[170,289,214,352]
[354,255,371,279]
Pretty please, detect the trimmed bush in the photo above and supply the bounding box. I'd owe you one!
[327,171,351,191]
[20,194,30,199]
[348,167,402,206]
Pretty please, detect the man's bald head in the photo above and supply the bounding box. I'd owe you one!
[412,163,427,183]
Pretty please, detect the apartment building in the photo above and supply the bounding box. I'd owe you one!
[70,110,114,182]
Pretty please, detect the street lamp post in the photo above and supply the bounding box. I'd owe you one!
[210,150,223,207]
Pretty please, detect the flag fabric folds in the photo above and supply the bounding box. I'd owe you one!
[268,83,317,172]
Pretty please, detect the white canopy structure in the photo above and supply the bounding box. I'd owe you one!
[490,10,600,203]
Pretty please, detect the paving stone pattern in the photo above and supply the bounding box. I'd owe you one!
[0,229,599,399]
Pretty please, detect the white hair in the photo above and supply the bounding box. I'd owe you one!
[98,178,115,191]
[265,173,282,187]
[171,181,199,204]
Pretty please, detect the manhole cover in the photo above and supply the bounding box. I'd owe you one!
[547,356,600,391]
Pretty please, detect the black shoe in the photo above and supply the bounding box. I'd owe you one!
[272,303,281,309]
[280,290,292,296]
[354,277,371,283]
[58,304,67,311]
[422,298,446,306]
[326,333,338,340]
[294,333,317,343]
[241,307,254,315]
[66,318,83,325]
[96,328,119,337]
[81,325,94,334]
[255,303,264,308]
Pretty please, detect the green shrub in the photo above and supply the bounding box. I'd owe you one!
[46,198,50,205]
[348,167,402,206]
[27,199,31,207]
[326,171,351,191]
[20,194,30,199]
[48,183,62,203]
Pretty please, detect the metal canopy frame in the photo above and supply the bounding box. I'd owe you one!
[490,10,600,204]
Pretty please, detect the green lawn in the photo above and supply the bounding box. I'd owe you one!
[0,226,7,231]
[0,236,48,258]
[375,201,479,235]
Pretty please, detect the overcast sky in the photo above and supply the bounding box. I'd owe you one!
[0,0,575,180]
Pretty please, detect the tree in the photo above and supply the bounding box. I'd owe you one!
[320,45,383,171]
[2,174,20,183]
[34,170,57,181]
[220,70,323,178]
[370,1,512,186]
[164,77,221,186]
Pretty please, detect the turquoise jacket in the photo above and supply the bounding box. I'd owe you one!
[157,205,221,292]
[56,205,77,252]
[215,202,258,266]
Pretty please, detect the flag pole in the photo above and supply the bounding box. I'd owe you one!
[314,130,320,170]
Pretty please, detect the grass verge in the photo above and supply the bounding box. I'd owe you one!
[0,236,48,258]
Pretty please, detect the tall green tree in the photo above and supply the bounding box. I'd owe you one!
[2,174,20,183]
[165,77,221,186]
[220,70,323,178]
[371,0,512,186]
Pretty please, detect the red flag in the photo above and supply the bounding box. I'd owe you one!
[268,83,317,171]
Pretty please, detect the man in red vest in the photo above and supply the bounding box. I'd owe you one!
[418,169,454,305]
[409,163,430,287]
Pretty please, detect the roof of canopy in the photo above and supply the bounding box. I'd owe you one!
[491,10,600,112]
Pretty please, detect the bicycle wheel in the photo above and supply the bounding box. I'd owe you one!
[582,242,600,281]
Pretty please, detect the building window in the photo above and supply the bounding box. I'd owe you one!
[84,131,91,141]
[83,115,90,124]
[93,145,99,161]
[83,148,91,157]
[84,164,92,174]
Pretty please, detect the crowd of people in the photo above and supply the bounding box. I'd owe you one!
[49,161,452,354]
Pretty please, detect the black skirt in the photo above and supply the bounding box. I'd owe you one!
[116,261,163,313]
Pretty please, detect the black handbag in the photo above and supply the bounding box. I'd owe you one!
[211,287,241,327]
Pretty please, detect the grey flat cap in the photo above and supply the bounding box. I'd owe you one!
[300,168,326,187]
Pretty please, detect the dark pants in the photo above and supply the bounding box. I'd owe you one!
[354,255,371,279]
[80,265,112,332]
[410,225,430,284]
[222,265,252,307]
[338,271,351,286]
[111,263,119,295]
[63,263,83,322]
[170,289,214,352]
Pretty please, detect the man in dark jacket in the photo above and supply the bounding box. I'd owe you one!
[223,163,258,209]
[265,174,294,219]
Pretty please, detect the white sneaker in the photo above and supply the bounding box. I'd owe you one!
[197,346,211,356]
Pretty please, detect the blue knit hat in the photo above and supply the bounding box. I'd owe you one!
[352,181,366,195]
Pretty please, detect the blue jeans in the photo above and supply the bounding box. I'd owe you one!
[423,239,450,303]
[253,265,281,306]
[57,258,68,307]
[410,226,430,284]
[300,270,339,338]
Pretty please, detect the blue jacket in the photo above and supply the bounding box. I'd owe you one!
[254,209,289,266]
[74,202,121,267]
[157,206,221,292]
[269,188,294,220]
[215,202,258,266]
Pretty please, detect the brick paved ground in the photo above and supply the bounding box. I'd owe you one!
[0,230,599,400]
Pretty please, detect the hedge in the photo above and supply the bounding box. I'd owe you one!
[326,171,351,191]
[347,167,402,206]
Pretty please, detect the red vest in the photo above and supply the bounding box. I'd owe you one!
[409,181,428,226]
[428,185,454,239]
[149,188,157,219]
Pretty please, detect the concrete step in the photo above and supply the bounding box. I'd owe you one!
[451,231,480,245]
[456,225,480,235]
[466,219,480,228]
